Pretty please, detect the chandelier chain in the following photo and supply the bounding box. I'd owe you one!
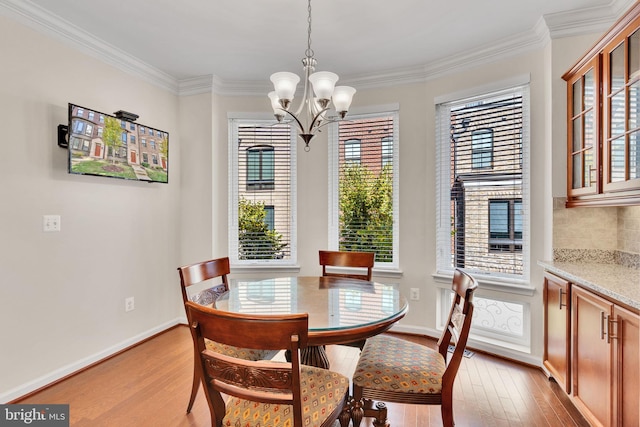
[305,0,313,59]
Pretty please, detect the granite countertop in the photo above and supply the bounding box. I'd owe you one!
[538,259,640,312]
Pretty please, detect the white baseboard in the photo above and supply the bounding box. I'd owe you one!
[2,317,542,403]
[1,318,182,403]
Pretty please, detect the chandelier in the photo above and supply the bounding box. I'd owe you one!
[268,0,356,151]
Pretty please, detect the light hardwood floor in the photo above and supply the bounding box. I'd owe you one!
[16,325,588,426]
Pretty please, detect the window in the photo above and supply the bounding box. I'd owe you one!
[264,205,275,230]
[229,118,296,265]
[72,120,85,134]
[436,83,530,350]
[344,139,361,164]
[141,138,146,147]
[76,108,84,117]
[99,115,104,123]
[488,199,522,252]
[471,129,493,169]
[88,111,95,121]
[436,85,528,279]
[150,140,156,149]
[329,109,399,268]
[130,135,136,144]
[246,146,275,190]
[152,154,158,165]
[142,153,148,163]
[381,136,393,167]
[121,132,127,143]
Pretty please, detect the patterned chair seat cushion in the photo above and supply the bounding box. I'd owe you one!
[223,366,349,427]
[353,335,446,394]
[205,339,277,361]
[194,288,278,361]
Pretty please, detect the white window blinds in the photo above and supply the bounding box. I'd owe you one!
[229,119,296,265]
[436,86,529,281]
[329,110,399,269]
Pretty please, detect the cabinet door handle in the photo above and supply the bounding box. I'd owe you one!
[558,288,566,309]
[600,311,607,340]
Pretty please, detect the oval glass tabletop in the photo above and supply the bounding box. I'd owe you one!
[214,276,408,332]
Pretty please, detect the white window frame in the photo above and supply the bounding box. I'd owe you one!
[435,78,532,351]
[228,115,297,268]
[435,81,531,288]
[328,106,400,271]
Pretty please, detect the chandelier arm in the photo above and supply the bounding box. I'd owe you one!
[283,109,307,135]
[312,117,340,131]
[294,65,314,117]
[308,107,330,132]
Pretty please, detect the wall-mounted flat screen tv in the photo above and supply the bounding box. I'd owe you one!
[67,103,169,183]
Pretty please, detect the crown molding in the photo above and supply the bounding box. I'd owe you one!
[0,0,178,93]
[0,0,633,97]
[177,75,215,96]
[543,0,634,38]
[210,0,631,95]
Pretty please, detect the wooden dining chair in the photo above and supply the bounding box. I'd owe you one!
[184,301,351,427]
[319,250,375,350]
[351,268,479,427]
[319,250,374,281]
[177,257,276,414]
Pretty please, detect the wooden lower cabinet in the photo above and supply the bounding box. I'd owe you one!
[571,286,640,427]
[543,272,571,393]
[572,287,613,426]
[613,305,639,427]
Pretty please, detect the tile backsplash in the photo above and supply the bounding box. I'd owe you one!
[553,198,640,255]
[618,206,640,253]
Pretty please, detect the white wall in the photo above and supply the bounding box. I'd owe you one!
[0,8,607,402]
[0,15,182,401]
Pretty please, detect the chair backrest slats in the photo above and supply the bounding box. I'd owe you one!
[438,269,478,381]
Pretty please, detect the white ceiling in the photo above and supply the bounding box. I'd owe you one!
[1,0,634,91]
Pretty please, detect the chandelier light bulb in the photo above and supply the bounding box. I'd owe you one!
[309,71,339,102]
[332,86,356,116]
[268,91,285,121]
[270,72,300,105]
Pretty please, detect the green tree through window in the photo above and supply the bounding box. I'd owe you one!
[339,163,393,262]
[238,198,287,260]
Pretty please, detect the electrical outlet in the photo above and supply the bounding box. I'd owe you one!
[43,215,61,232]
[125,297,135,312]
[410,288,420,301]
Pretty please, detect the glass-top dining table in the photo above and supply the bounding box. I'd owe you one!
[212,276,409,369]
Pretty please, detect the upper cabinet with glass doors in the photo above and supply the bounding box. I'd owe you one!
[563,3,640,207]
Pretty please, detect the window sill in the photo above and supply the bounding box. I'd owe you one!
[432,270,535,296]
[373,267,403,279]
